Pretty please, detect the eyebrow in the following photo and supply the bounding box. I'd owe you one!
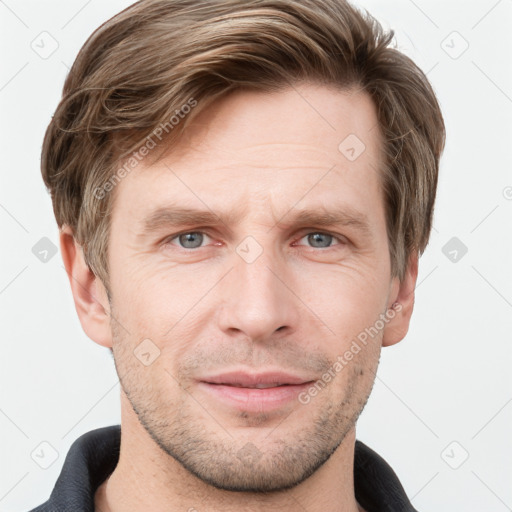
[139,206,243,236]
[274,207,371,235]
[138,204,371,237]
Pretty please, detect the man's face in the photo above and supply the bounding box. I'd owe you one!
[107,83,396,491]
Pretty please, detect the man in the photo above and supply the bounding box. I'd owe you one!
[31,0,445,510]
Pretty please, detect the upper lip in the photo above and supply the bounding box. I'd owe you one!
[200,371,314,388]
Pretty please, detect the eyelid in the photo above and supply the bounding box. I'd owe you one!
[293,229,348,247]
[164,229,214,247]
[164,228,348,250]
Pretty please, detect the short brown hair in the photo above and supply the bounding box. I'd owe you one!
[42,0,445,292]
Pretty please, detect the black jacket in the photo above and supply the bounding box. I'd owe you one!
[29,425,418,512]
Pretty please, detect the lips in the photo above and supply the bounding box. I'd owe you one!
[197,371,315,413]
[200,371,311,388]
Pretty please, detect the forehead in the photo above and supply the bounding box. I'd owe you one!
[111,83,384,228]
[166,83,381,162]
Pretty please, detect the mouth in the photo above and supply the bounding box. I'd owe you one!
[222,383,291,389]
[202,371,311,387]
[197,371,315,413]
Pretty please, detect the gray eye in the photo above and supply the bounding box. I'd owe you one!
[178,232,204,249]
[307,233,334,248]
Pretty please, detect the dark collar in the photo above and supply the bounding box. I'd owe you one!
[30,425,418,512]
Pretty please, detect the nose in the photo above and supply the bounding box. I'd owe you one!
[216,243,300,343]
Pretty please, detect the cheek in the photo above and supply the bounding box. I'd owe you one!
[110,237,391,351]
[292,276,388,388]
[109,268,210,373]
[297,264,389,327]
[110,259,181,323]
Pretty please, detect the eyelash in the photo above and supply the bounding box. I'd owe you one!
[163,230,347,250]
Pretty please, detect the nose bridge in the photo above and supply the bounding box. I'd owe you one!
[217,235,298,340]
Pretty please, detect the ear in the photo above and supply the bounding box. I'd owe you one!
[59,225,113,348]
[381,252,419,347]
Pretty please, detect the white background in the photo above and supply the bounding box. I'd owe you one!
[1,1,511,511]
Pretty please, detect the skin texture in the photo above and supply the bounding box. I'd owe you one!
[61,83,418,512]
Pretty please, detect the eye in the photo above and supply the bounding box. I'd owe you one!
[295,232,345,249]
[163,230,346,251]
[167,231,212,249]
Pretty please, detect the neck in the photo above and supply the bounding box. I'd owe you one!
[95,393,364,512]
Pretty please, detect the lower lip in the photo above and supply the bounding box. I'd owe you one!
[197,382,312,413]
